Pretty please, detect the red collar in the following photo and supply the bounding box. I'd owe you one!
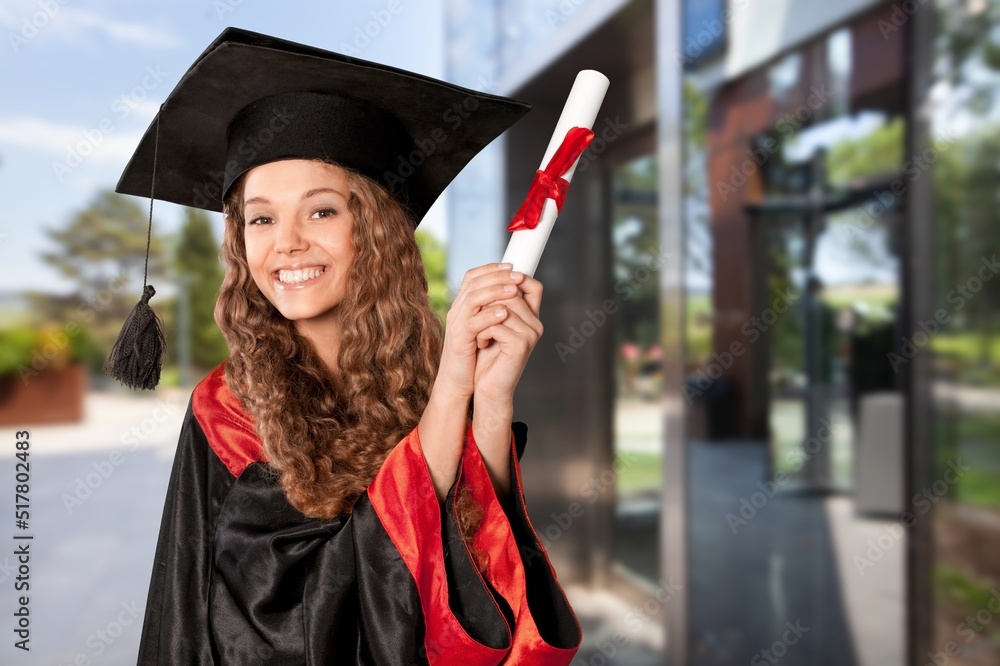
[191,360,268,477]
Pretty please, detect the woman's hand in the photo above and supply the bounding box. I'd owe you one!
[434,262,528,402]
[418,262,526,503]
[472,271,544,406]
[468,269,543,504]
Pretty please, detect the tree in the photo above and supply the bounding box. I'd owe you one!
[415,229,450,323]
[172,208,229,373]
[40,190,167,299]
[932,127,1000,368]
[826,116,905,185]
[29,190,169,375]
[612,155,660,351]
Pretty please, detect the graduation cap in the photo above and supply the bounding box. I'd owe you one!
[105,26,532,390]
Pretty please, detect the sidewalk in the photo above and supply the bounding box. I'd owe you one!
[0,387,192,458]
[564,584,666,664]
[0,389,191,665]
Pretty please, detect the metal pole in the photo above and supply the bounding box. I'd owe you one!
[657,0,688,662]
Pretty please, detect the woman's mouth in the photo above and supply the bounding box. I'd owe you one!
[272,265,328,289]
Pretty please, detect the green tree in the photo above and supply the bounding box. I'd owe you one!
[415,229,450,322]
[826,116,905,185]
[172,208,229,373]
[933,127,1000,369]
[40,190,167,297]
[612,155,660,351]
[29,190,169,375]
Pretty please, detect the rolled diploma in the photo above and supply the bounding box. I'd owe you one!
[501,69,610,277]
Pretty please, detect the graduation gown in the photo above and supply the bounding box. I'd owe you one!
[136,361,582,665]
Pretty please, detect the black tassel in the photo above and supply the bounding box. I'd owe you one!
[106,103,166,390]
[104,284,165,390]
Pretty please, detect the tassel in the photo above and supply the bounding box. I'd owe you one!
[104,284,165,390]
[105,102,166,390]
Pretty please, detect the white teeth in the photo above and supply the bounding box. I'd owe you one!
[277,267,325,284]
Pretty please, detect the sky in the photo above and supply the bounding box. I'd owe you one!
[0,0,448,297]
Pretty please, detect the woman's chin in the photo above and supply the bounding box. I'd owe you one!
[274,305,343,328]
[276,308,319,322]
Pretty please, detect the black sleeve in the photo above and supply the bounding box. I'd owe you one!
[453,421,583,661]
[135,397,234,665]
[500,422,582,651]
[351,423,513,664]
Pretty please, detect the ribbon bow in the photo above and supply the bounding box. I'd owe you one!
[507,125,595,232]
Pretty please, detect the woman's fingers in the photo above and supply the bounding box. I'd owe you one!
[463,282,520,313]
[461,262,513,286]
[476,304,542,349]
[475,295,541,344]
[459,267,523,301]
[454,272,522,324]
[464,271,540,315]
[452,263,514,304]
[475,317,536,359]
[512,273,543,318]
[437,263,538,403]
[448,263,544,350]
[464,301,511,339]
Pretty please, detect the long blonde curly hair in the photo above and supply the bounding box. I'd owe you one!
[215,158,487,566]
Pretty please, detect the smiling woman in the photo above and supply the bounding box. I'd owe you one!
[107,27,581,665]
[239,160,357,372]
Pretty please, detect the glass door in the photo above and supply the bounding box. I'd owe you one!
[763,209,900,493]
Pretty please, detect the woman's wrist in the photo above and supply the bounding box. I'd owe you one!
[429,376,473,411]
[471,397,514,426]
[418,383,472,503]
[431,355,476,405]
[471,399,514,503]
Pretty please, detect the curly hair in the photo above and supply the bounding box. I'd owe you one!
[215,158,488,571]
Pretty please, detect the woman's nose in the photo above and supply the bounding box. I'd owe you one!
[273,219,306,254]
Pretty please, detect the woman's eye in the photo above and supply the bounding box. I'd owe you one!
[246,215,271,226]
[311,208,337,219]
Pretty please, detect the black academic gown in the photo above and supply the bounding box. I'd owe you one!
[135,360,582,665]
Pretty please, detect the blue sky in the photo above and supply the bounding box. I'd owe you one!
[0,0,448,296]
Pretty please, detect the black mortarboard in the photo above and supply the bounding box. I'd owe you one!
[105,26,532,390]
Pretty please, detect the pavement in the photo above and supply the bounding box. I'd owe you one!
[564,584,665,664]
[0,387,190,666]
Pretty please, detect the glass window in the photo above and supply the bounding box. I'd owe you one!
[928,1,1000,661]
[683,26,907,664]
[683,0,728,67]
[611,153,662,585]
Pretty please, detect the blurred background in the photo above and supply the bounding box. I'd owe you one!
[1,0,998,664]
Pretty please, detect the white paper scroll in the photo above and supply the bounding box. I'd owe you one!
[501,69,610,277]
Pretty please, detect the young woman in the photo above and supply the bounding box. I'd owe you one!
[117,28,582,665]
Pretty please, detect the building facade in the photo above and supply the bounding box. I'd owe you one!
[445,1,1000,663]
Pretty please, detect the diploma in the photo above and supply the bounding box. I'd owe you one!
[501,69,610,277]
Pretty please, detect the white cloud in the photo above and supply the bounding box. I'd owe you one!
[61,8,181,48]
[1,1,181,49]
[0,115,144,163]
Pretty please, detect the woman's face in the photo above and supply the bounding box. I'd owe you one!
[242,159,355,330]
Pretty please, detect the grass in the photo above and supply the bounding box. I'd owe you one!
[955,469,1000,507]
[934,565,1000,639]
[932,333,1000,369]
[936,414,1000,507]
[616,451,662,492]
[686,293,712,363]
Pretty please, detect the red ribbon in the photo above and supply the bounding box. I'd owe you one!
[507,125,595,232]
